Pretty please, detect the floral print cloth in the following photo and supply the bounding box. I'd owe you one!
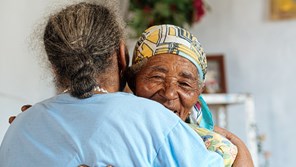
[189,124,238,167]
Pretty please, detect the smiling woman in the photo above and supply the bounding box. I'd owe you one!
[135,54,200,120]
[125,24,239,166]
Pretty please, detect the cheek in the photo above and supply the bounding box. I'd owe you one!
[180,91,199,110]
[178,91,199,121]
[135,77,160,98]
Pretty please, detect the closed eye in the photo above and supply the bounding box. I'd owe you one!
[179,82,191,87]
[152,75,163,79]
[147,75,165,82]
[178,81,198,91]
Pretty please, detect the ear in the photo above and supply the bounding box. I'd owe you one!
[118,41,129,71]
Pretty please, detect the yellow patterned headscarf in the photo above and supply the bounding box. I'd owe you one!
[132,24,207,81]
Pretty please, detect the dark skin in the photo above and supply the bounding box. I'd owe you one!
[135,54,201,120]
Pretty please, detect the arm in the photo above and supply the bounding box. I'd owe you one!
[214,126,254,167]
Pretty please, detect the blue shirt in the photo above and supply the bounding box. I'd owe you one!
[0,92,223,166]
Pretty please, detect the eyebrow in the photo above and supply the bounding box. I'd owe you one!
[150,66,168,73]
[179,71,197,81]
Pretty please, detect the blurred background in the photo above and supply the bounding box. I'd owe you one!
[1,0,296,166]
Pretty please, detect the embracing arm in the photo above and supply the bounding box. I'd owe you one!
[214,126,254,167]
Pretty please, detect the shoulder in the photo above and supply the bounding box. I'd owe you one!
[103,92,180,120]
[104,92,165,107]
[153,121,224,166]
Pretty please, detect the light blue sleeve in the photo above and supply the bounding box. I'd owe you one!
[152,121,224,167]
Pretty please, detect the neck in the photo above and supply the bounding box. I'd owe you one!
[95,55,121,93]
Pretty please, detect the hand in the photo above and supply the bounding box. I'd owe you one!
[8,105,32,124]
[214,126,254,167]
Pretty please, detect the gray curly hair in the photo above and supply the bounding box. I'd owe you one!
[43,2,124,98]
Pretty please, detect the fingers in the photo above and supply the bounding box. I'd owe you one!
[9,116,16,124]
[9,105,32,124]
[21,105,32,112]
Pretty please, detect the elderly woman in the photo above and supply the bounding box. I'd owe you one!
[125,24,241,167]
[0,3,224,166]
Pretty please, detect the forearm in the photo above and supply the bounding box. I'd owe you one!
[214,126,254,167]
[231,137,254,167]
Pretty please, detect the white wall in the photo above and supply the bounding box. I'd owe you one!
[0,0,56,143]
[0,0,127,145]
[192,0,296,166]
[1,0,295,166]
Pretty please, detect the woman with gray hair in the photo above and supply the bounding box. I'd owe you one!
[0,2,224,166]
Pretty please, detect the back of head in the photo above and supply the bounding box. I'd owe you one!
[43,2,123,98]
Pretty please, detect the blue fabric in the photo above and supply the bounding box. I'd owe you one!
[199,95,214,130]
[0,92,223,167]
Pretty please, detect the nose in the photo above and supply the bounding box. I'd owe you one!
[160,81,178,101]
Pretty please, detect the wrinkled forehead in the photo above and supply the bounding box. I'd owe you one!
[132,24,207,81]
[141,54,199,80]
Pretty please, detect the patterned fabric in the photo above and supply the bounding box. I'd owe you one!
[133,24,207,81]
[190,96,214,130]
[189,124,238,167]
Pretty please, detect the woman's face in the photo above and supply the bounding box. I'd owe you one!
[135,54,201,120]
